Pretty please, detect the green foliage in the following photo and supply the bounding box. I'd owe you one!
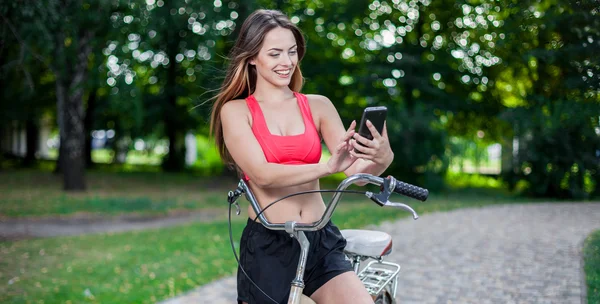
[386,103,450,189]
[445,171,503,189]
[584,229,600,304]
[189,135,224,175]
[2,0,599,197]
[494,0,600,199]
[503,100,600,199]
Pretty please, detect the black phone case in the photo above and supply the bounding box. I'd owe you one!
[357,106,387,140]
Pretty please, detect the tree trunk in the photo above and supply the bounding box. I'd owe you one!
[62,89,87,191]
[56,29,93,191]
[84,86,97,168]
[54,76,66,175]
[23,117,38,167]
[161,7,185,172]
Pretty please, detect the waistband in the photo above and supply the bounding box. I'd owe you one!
[245,217,332,236]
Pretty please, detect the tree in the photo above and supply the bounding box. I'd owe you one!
[308,0,504,187]
[2,0,130,190]
[493,0,600,198]
[106,0,236,171]
[0,3,57,167]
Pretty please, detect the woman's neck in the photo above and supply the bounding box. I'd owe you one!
[252,80,295,104]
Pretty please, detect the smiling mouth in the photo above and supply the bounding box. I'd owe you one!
[274,69,292,76]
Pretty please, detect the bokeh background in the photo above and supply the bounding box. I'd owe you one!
[1,0,599,303]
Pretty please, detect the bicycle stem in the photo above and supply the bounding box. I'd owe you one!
[287,222,309,304]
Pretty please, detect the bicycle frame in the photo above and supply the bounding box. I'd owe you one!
[232,173,422,304]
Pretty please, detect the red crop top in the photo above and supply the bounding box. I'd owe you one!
[243,92,322,181]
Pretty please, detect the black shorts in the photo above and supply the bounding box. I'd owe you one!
[237,218,354,304]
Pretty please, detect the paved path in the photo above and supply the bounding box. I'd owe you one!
[0,209,225,240]
[161,202,600,304]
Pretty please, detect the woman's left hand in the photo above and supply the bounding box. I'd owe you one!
[350,120,393,166]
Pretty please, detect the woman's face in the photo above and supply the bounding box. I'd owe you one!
[250,27,298,89]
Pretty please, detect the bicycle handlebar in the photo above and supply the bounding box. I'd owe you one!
[393,180,429,201]
[235,173,428,232]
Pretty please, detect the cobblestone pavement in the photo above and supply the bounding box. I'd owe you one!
[161,203,600,304]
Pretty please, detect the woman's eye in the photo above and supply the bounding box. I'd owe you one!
[269,54,280,57]
[289,51,297,55]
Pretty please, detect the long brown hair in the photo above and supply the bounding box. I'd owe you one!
[210,9,306,171]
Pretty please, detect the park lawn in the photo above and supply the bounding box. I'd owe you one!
[0,189,532,304]
[584,229,600,304]
[0,169,235,217]
[0,168,508,218]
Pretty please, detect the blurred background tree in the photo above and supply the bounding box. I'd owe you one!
[1,0,598,198]
[493,0,600,199]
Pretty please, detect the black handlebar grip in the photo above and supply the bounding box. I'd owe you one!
[394,180,429,201]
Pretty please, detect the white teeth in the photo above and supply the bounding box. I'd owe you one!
[275,69,291,75]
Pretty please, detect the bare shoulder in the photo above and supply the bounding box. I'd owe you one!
[220,98,252,129]
[304,94,332,107]
[303,94,337,114]
[220,98,248,115]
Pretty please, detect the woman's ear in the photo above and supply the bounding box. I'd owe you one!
[248,55,258,65]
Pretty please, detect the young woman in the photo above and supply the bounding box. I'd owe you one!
[210,9,394,304]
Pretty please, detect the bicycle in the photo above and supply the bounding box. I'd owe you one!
[227,173,429,304]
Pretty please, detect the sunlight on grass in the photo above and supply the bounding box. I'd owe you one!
[445,171,504,189]
[0,170,234,217]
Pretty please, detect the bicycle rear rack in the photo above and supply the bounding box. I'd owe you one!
[357,260,400,297]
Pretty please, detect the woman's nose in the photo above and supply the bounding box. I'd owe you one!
[281,53,293,66]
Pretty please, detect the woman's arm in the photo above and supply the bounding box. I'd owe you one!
[221,99,356,188]
[309,95,394,177]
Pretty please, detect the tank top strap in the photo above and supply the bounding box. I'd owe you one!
[244,95,259,117]
[294,92,317,130]
[245,95,268,131]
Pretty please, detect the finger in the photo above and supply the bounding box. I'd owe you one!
[382,121,388,138]
[348,120,357,131]
[353,133,372,147]
[346,139,355,152]
[348,151,358,161]
[366,120,382,139]
[335,140,347,153]
[342,120,356,141]
[350,149,373,160]
[351,139,374,155]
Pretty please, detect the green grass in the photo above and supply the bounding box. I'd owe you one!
[0,188,534,304]
[0,220,246,304]
[0,170,234,217]
[0,166,510,218]
[584,229,600,304]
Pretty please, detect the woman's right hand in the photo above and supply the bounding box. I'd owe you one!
[326,120,358,174]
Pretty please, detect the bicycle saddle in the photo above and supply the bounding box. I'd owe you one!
[341,229,393,257]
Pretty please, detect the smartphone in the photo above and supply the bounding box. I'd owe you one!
[355,106,387,153]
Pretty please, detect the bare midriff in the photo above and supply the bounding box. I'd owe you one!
[246,179,326,224]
